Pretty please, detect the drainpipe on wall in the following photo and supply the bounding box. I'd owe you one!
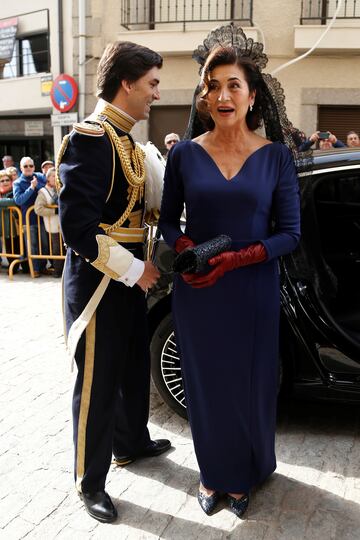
[53,0,65,153]
[58,0,66,139]
[78,0,86,121]
[58,0,64,72]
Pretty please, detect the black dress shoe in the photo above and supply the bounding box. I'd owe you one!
[227,493,249,518]
[113,438,171,466]
[80,490,117,523]
[197,490,220,515]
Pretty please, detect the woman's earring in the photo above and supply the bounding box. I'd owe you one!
[249,104,253,112]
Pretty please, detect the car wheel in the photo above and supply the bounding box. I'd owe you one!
[150,313,187,419]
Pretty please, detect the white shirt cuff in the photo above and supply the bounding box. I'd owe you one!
[117,257,145,287]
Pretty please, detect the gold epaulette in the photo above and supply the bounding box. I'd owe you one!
[73,121,105,137]
[55,133,71,192]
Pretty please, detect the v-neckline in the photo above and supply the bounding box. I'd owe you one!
[191,140,274,182]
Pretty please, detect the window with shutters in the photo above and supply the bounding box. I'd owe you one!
[149,106,191,155]
[318,106,360,145]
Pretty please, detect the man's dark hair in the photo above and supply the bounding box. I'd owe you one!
[196,46,263,131]
[96,41,163,102]
[347,130,359,137]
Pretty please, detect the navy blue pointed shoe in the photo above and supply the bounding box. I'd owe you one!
[227,493,249,518]
[197,490,220,515]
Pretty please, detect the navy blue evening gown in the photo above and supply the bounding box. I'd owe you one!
[159,140,300,493]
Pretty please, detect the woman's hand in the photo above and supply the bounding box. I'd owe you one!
[183,243,267,288]
[175,235,195,253]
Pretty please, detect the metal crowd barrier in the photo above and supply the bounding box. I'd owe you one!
[25,204,65,279]
[0,205,26,279]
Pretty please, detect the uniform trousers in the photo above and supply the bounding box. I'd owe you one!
[72,276,151,493]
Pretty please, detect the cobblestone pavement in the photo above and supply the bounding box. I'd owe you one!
[1,272,360,539]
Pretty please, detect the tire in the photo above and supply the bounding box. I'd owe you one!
[150,313,188,419]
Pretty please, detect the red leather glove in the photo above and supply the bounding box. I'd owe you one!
[174,235,195,253]
[174,235,199,284]
[186,243,267,289]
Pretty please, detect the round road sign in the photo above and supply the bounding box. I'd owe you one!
[50,74,78,113]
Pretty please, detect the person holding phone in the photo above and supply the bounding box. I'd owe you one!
[298,130,346,151]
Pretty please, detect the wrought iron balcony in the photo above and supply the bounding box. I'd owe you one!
[120,0,253,30]
[301,0,360,24]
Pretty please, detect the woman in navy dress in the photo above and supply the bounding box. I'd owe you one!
[159,45,300,517]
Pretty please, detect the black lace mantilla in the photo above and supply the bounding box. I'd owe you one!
[193,24,268,73]
[184,23,313,174]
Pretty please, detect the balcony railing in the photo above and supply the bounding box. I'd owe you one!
[301,0,360,24]
[120,0,253,30]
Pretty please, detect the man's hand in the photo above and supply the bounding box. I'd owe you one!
[309,131,320,143]
[136,261,160,292]
[30,177,38,190]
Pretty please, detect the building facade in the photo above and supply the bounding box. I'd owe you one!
[1,1,360,161]
[82,0,360,152]
[0,0,73,168]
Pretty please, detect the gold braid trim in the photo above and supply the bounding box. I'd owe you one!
[102,121,146,233]
[102,121,145,187]
[55,134,71,192]
[100,104,135,132]
[91,235,120,279]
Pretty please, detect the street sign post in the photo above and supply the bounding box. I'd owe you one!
[50,74,78,113]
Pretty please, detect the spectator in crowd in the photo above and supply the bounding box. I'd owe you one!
[34,167,64,278]
[164,132,180,158]
[0,170,21,272]
[298,131,346,152]
[2,155,15,169]
[2,155,20,175]
[346,130,360,147]
[13,156,47,277]
[6,166,19,183]
[41,160,55,175]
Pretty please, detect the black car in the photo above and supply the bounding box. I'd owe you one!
[147,147,360,418]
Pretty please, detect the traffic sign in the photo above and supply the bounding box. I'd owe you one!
[51,113,78,127]
[50,74,78,113]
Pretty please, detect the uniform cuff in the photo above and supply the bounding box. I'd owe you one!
[117,257,145,287]
[91,234,134,279]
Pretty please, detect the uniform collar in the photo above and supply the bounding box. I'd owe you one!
[94,99,136,133]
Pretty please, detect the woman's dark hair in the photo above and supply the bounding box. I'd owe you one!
[196,46,263,131]
[96,41,163,102]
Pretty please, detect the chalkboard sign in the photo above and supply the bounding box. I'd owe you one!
[0,17,18,63]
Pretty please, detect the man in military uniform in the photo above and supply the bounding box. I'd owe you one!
[58,41,170,523]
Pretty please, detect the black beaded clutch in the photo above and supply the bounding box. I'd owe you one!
[173,234,232,274]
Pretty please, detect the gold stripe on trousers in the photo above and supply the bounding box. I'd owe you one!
[76,312,96,492]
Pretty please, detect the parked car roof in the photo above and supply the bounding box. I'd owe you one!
[302,147,360,175]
